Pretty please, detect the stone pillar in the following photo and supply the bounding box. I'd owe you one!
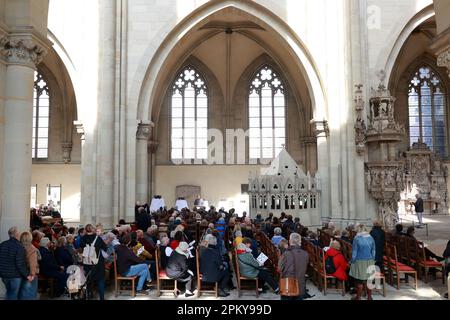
[136,121,153,204]
[311,119,330,222]
[0,34,48,240]
[74,121,87,224]
[148,140,159,199]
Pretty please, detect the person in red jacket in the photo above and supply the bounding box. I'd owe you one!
[325,240,349,281]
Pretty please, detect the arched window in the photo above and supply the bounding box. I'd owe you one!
[170,67,208,160]
[33,71,49,159]
[249,66,286,159]
[408,66,447,157]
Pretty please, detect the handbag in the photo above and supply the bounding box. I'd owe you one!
[279,251,300,296]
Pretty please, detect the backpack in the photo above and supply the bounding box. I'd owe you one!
[82,236,99,265]
[325,255,336,274]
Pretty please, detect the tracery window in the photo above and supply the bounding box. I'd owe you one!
[33,71,50,159]
[249,66,286,159]
[408,66,447,157]
[170,67,208,161]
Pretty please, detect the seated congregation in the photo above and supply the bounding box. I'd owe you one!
[1,204,449,300]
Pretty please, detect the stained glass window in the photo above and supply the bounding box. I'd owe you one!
[408,66,447,157]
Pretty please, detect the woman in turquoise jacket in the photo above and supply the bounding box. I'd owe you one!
[349,224,376,300]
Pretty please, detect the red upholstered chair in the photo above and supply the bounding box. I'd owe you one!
[416,241,445,284]
[385,243,417,290]
[155,246,178,297]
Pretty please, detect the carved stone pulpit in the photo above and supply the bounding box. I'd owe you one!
[364,74,406,227]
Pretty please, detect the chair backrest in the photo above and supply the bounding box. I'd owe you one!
[196,247,201,277]
[404,237,419,264]
[113,253,119,278]
[385,242,399,271]
[416,241,427,262]
[232,250,242,283]
[155,246,161,276]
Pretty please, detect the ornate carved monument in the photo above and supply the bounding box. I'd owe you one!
[362,72,406,227]
[399,140,448,215]
[248,147,321,226]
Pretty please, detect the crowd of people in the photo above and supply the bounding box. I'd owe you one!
[1,202,449,301]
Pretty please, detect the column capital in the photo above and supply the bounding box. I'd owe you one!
[73,121,85,141]
[62,142,73,164]
[137,120,154,141]
[0,28,51,68]
[437,49,450,78]
[310,119,329,138]
[430,27,450,78]
[148,140,159,154]
[300,136,317,145]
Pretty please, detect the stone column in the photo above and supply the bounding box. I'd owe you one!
[136,120,153,204]
[74,121,86,224]
[311,119,330,224]
[147,140,159,199]
[0,35,48,240]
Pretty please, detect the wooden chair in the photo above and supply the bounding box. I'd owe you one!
[316,249,346,296]
[384,243,417,290]
[416,241,445,284]
[113,253,138,297]
[38,274,55,298]
[372,272,387,297]
[196,248,219,298]
[155,246,178,297]
[232,249,259,297]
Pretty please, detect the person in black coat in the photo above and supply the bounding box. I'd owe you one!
[370,220,385,271]
[166,241,195,297]
[200,234,230,297]
[136,207,151,232]
[0,227,31,300]
[80,224,107,300]
[54,237,73,270]
[38,237,68,296]
[413,194,424,227]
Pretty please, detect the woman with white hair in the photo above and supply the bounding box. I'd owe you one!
[199,234,230,297]
[237,239,280,294]
[349,224,376,300]
[271,227,286,246]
